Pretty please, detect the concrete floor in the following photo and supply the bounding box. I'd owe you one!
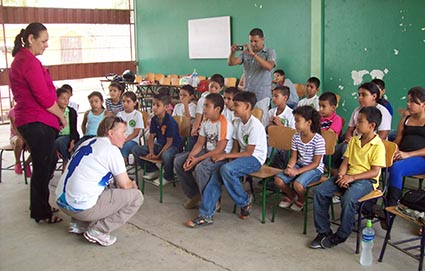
[0,124,422,271]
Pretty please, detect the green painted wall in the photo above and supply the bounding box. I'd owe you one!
[324,0,425,127]
[135,0,311,82]
[135,0,425,127]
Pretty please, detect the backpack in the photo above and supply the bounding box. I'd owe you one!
[400,189,425,212]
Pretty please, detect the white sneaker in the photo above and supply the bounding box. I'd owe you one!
[143,171,160,180]
[68,222,88,235]
[83,228,117,247]
[278,195,298,208]
[332,195,341,204]
[152,177,171,187]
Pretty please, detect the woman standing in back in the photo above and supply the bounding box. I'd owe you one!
[9,22,66,223]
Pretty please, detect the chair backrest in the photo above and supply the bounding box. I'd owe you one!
[336,94,341,108]
[321,130,338,155]
[267,126,296,151]
[154,74,165,82]
[224,77,237,88]
[173,116,191,137]
[170,77,180,86]
[252,108,263,121]
[294,83,306,98]
[159,77,171,85]
[198,75,207,81]
[145,73,155,82]
[167,74,178,79]
[382,140,397,168]
[141,111,149,128]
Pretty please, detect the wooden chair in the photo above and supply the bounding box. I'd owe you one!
[300,130,338,234]
[249,126,296,223]
[170,77,180,86]
[352,140,397,253]
[252,108,263,121]
[378,206,425,271]
[294,83,306,98]
[403,174,425,191]
[154,74,165,83]
[173,115,191,151]
[167,74,178,79]
[224,77,237,88]
[138,116,189,203]
[144,73,155,83]
[198,75,206,81]
[0,144,29,184]
[159,77,171,86]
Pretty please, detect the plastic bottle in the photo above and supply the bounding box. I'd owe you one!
[191,69,198,87]
[360,219,375,266]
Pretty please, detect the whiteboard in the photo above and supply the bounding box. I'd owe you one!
[188,16,231,59]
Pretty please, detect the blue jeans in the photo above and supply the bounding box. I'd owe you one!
[121,140,138,159]
[275,164,322,188]
[199,156,261,218]
[388,156,425,189]
[313,176,373,240]
[132,143,179,180]
[55,135,71,162]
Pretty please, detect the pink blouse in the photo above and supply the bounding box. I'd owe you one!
[9,48,60,131]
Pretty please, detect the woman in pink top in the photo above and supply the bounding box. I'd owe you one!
[10,22,66,224]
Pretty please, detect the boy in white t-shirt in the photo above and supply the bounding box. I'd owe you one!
[222,86,240,123]
[297,77,320,111]
[268,86,295,129]
[186,91,267,227]
[191,74,224,137]
[174,93,233,209]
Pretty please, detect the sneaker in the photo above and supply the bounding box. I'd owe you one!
[83,228,117,246]
[310,231,332,249]
[183,195,201,209]
[321,233,345,249]
[143,171,160,180]
[14,163,23,175]
[152,177,171,187]
[25,165,32,177]
[278,195,298,209]
[67,222,88,235]
[240,194,254,220]
[290,200,304,212]
[332,195,341,204]
[185,216,214,228]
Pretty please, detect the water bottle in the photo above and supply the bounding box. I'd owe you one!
[191,69,198,87]
[360,219,375,266]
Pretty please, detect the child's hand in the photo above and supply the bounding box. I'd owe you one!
[191,127,199,136]
[212,153,226,163]
[184,156,198,171]
[284,167,298,177]
[335,174,354,188]
[272,116,283,126]
[145,153,154,159]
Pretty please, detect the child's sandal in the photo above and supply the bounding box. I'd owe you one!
[185,216,213,228]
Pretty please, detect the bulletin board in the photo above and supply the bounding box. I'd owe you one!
[188,16,231,59]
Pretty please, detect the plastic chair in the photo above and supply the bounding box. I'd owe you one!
[249,126,296,223]
[252,108,263,121]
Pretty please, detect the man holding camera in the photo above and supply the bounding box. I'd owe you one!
[227,28,276,126]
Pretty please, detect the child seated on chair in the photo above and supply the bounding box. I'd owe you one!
[310,106,385,249]
[268,86,295,129]
[132,93,181,186]
[61,84,79,113]
[298,77,320,111]
[319,92,343,136]
[191,74,225,137]
[185,91,267,227]
[222,87,241,122]
[116,91,144,164]
[54,88,79,171]
[8,105,31,176]
[105,82,124,115]
[174,93,233,209]
[274,106,325,212]
[172,84,197,148]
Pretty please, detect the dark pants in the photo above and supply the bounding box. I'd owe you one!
[18,122,58,220]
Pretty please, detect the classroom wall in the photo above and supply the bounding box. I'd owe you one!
[135,0,311,82]
[324,0,425,127]
[135,0,425,127]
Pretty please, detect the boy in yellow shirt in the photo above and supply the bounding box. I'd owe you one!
[310,106,386,249]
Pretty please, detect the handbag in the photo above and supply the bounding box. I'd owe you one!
[399,189,425,212]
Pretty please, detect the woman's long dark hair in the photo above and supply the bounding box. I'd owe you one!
[12,22,47,56]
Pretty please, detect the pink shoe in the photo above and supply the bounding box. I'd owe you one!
[25,165,32,177]
[14,163,23,175]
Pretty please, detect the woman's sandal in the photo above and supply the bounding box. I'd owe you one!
[51,207,59,213]
[35,215,63,224]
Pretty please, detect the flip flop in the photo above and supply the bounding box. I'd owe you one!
[51,207,59,213]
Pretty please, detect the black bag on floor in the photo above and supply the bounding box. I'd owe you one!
[400,189,425,212]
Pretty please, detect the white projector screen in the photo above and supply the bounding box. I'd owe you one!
[188,16,231,59]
